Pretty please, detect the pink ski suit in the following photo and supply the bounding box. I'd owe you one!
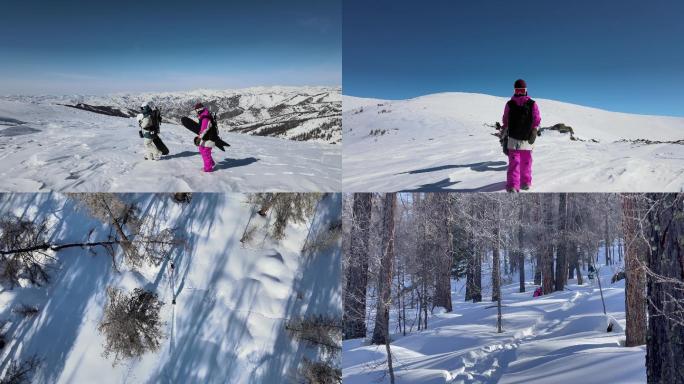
[197,108,216,172]
[502,94,541,191]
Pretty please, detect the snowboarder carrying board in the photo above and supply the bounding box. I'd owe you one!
[193,102,218,172]
[137,102,169,160]
[500,79,541,193]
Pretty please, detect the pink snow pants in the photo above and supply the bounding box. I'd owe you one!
[199,146,215,172]
[507,149,532,191]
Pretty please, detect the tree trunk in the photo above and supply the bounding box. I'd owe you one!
[343,193,373,340]
[518,204,526,293]
[534,251,542,285]
[646,193,684,384]
[604,214,611,266]
[472,245,482,303]
[372,193,397,346]
[622,194,647,347]
[554,193,568,292]
[541,194,555,294]
[433,195,453,312]
[492,209,501,302]
[465,252,473,301]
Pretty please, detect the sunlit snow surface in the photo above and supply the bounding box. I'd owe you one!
[0,100,340,192]
[343,93,684,192]
[0,193,341,383]
[343,261,644,384]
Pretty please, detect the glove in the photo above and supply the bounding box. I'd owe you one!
[193,136,201,146]
[528,128,538,144]
[138,130,143,138]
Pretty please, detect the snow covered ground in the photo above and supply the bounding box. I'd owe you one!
[0,100,340,192]
[343,93,684,192]
[343,264,644,384]
[0,193,341,383]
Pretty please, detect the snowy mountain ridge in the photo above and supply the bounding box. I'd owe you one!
[2,86,342,144]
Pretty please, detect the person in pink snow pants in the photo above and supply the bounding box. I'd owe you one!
[193,103,217,172]
[501,79,541,192]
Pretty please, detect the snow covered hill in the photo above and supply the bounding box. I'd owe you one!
[343,264,644,384]
[343,93,684,192]
[2,86,341,144]
[0,100,340,192]
[0,193,341,383]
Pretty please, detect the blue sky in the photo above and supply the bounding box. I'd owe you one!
[344,0,684,116]
[1,0,341,95]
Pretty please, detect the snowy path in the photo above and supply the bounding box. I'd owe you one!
[343,93,684,192]
[343,269,646,384]
[0,100,340,192]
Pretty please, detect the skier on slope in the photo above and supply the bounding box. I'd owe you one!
[137,102,164,160]
[193,102,218,172]
[500,79,541,192]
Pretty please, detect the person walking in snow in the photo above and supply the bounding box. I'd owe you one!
[193,102,217,172]
[137,102,163,160]
[501,79,541,192]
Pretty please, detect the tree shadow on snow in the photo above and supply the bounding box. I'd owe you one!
[0,194,113,384]
[150,194,252,383]
[255,193,342,382]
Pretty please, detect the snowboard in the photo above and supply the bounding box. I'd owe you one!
[180,116,229,151]
[152,135,170,155]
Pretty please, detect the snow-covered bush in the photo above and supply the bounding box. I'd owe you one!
[12,304,39,318]
[98,287,165,364]
[0,355,41,384]
[302,219,342,255]
[286,315,342,357]
[0,216,54,288]
[299,357,342,384]
[249,193,322,239]
[171,193,192,205]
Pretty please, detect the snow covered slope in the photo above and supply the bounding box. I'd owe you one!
[343,264,644,384]
[343,93,684,192]
[2,86,342,144]
[0,100,340,192]
[0,193,341,383]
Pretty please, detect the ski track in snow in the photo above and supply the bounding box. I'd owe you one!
[343,93,684,192]
[0,100,340,192]
[343,264,646,384]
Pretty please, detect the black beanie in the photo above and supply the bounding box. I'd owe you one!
[514,79,527,88]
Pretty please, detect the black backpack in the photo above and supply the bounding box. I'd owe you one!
[199,112,220,142]
[151,108,162,133]
[507,99,535,140]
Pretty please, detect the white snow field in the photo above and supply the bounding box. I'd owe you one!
[343,264,644,384]
[0,193,341,383]
[343,93,684,192]
[0,100,340,192]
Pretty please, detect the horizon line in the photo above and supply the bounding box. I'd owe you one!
[342,90,684,118]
